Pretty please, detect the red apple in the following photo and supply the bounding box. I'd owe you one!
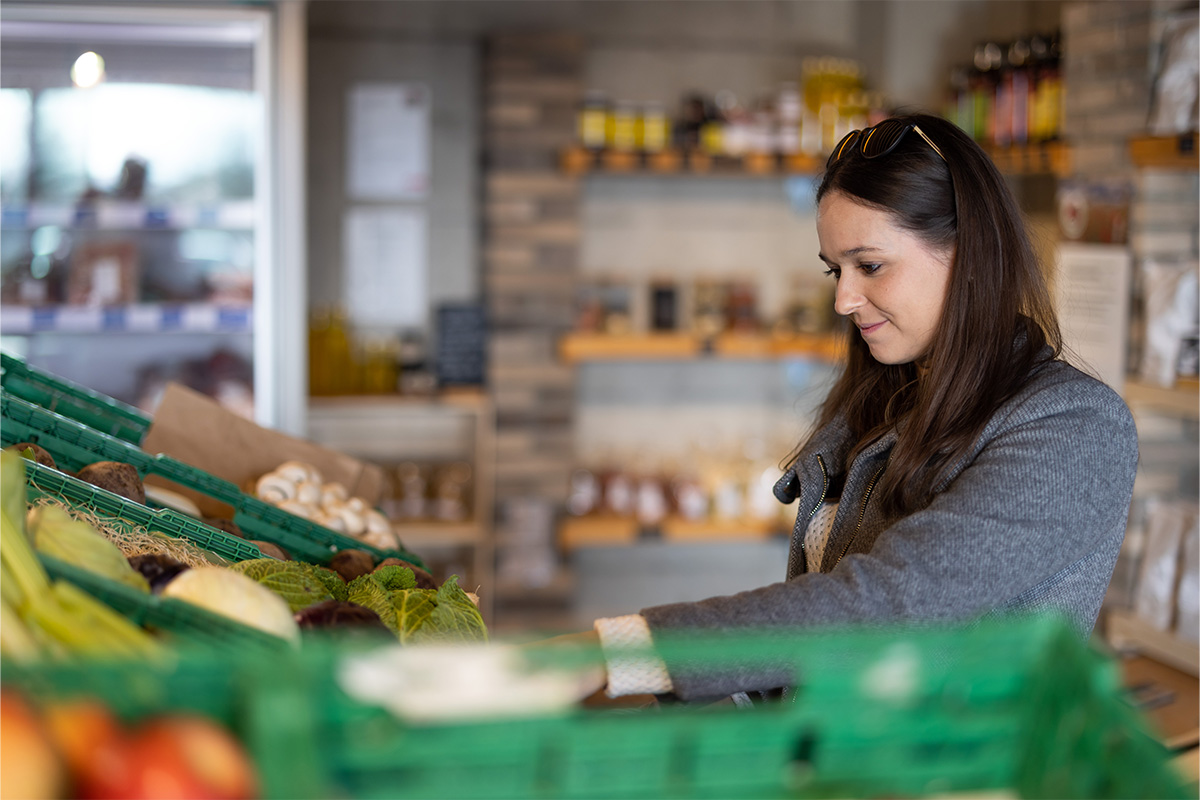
[123,714,258,800]
[0,689,65,800]
[42,698,124,778]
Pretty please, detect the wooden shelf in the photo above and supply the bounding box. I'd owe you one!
[559,514,783,550]
[1107,609,1199,677]
[562,146,822,177]
[560,332,699,361]
[1129,133,1199,170]
[559,515,640,549]
[983,141,1071,176]
[395,522,487,548]
[661,516,780,541]
[560,331,844,364]
[308,390,488,410]
[1123,378,1200,420]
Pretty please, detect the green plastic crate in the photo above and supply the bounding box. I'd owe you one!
[1,352,152,444]
[2,618,1188,800]
[2,391,426,571]
[24,459,265,563]
[38,553,290,653]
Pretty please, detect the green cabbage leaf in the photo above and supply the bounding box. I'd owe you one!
[301,562,349,602]
[392,589,437,644]
[230,558,334,613]
[345,570,486,644]
[372,564,417,591]
[424,576,487,644]
[347,573,398,633]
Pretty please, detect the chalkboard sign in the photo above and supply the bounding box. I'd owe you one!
[435,303,487,386]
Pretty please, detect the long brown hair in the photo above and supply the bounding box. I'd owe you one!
[808,113,1061,514]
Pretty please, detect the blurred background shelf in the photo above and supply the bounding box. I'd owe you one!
[1123,378,1200,420]
[0,303,253,335]
[561,146,823,177]
[0,201,257,231]
[560,331,844,363]
[983,140,1072,175]
[1129,133,1199,169]
[1108,609,1199,677]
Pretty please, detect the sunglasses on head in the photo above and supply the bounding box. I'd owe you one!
[826,119,947,168]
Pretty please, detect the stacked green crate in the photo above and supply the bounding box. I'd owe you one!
[3,617,1186,800]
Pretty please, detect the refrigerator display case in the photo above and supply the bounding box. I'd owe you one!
[0,3,305,432]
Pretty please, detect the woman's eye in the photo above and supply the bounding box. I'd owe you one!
[860,263,882,275]
[823,267,840,279]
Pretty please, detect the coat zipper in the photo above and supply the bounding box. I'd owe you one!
[791,454,828,576]
[834,458,888,569]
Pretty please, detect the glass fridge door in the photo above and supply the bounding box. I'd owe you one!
[0,4,290,425]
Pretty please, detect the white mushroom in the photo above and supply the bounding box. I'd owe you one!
[331,505,366,537]
[276,460,322,486]
[359,525,400,550]
[295,480,322,507]
[277,499,317,520]
[346,496,368,515]
[314,511,348,534]
[320,482,349,510]
[465,592,480,607]
[256,472,297,504]
[364,509,392,536]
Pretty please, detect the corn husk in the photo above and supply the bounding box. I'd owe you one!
[29,504,150,593]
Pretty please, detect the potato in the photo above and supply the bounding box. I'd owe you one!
[75,461,144,504]
[250,540,292,560]
[6,442,56,470]
[329,549,375,583]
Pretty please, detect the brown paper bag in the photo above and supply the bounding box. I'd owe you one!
[141,382,386,518]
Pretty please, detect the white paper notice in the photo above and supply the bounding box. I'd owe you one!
[1055,243,1132,392]
[343,207,427,329]
[346,83,430,200]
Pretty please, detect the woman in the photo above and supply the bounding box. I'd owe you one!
[581,113,1139,703]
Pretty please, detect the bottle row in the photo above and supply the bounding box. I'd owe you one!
[944,31,1064,148]
[575,58,890,160]
[565,457,796,532]
[575,277,837,339]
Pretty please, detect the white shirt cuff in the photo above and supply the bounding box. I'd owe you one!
[593,614,674,698]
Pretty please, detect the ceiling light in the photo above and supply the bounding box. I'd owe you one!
[70,51,105,88]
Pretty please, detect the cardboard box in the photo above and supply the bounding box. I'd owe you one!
[141,382,387,518]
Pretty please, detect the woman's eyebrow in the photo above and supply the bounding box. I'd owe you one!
[819,245,884,264]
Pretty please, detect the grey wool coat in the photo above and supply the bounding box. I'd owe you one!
[640,358,1139,700]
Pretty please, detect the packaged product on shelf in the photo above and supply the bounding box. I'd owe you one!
[431,461,472,522]
[1176,520,1199,642]
[777,81,802,155]
[66,240,139,306]
[1148,8,1199,136]
[1138,258,1199,387]
[577,89,609,150]
[607,100,638,152]
[638,101,670,153]
[566,467,601,516]
[649,280,679,331]
[1132,498,1193,630]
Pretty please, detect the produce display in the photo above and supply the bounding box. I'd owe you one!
[1,449,488,655]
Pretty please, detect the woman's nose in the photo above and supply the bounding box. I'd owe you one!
[833,276,864,317]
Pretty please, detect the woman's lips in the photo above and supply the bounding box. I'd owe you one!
[857,320,886,336]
